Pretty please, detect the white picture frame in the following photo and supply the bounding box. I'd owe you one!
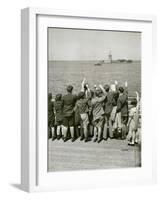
[21,7,157,192]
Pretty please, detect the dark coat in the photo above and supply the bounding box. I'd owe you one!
[116,93,128,116]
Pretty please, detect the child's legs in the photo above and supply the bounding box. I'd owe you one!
[68,116,75,139]
[83,125,88,139]
[51,127,55,137]
[75,126,80,138]
[117,112,122,129]
[48,126,52,139]
[109,117,114,138]
[89,124,94,137]
[113,114,118,130]
[62,125,68,138]
[97,127,102,140]
[70,127,74,139]
[127,125,133,141]
[93,127,98,140]
[103,115,108,139]
[81,113,89,139]
[131,130,136,144]
[57,125,61,136]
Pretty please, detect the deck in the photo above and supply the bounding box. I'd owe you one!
[48,137,141,172]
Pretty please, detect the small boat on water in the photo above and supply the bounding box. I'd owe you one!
[94,62,102,66]
[94,60,104,66]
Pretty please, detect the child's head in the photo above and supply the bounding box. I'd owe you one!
[90,90,94,98]
[95,88,102,97]
[131,98,137,106]
[104,84,110,92]
[77,91,85,99]
[110,84,116,92]
[55,93,62,101]
[66,85,73,93]
[84,83,88,91]
[118,86,124,94]
[48,93,52,101]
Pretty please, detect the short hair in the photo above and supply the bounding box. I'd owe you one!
[95,89,102,97]
[118,87,124,93]
[78,91,85,99]
[84,84,88,91]
[55,93,62,101]
[90,90,94,98]
[48,93,52,101]
[67,85,73,93]
[131,98,137,106]
[104,84,110,92]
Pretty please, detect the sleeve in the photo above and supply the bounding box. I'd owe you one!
[129,108,134,117]
[73,102,78,112]
[97,95,106,103]
[116,98,122,113]
[124,87,128,96]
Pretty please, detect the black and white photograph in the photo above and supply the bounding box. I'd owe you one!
[47,27,141,172]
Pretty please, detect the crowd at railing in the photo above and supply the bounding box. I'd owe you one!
[48,78,141,146]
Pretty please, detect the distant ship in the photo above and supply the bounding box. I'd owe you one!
[94,51,112,66]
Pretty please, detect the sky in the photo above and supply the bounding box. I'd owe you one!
[48,28,141,61]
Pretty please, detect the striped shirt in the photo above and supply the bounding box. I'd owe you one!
[91,95,106,121]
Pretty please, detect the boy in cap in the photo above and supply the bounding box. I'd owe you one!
[115,82,128,139]
[48,93,55,140]
[62,85,77,142]
[103,84,117,140]
[54,93,63,140]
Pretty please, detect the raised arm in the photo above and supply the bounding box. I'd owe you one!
[135,91,140,110]
[95,84,107,102]
[81,77,86,92]
[99,84,107,95]
[124,81,128,95]
[85,84,91,99]
[114,80,118,92]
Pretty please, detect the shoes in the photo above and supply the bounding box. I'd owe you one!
[128,142,134,146]
[57,135,61,140]
[80,137,84,141]
[71,138,75,142]
[52,136,57,141]
[93,138,97,142]
[63,138,68,142]
[97,139,102,143]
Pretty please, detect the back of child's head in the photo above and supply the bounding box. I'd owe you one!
[67,85,73,93]
[104,84,110,92]
[118,86,124,93]
[110,84,116,92]
[90,90,94,98]
[55,93,62,101]
[84,83,88,91]
[131,98,137,106]
[78,91,85,99]
[95,88,102,97]
[48,93,52,101]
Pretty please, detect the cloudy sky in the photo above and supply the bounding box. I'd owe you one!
[48,28,141,61]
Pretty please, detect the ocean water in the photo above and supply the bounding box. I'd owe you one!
[48,61,141,97]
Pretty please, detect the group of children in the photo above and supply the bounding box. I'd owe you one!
[48,78,141,146]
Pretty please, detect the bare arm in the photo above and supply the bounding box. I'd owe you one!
[85,84,91,99]
[81,78,86,92]
[135,91,140,110]
[124,81,128,95]
[99,84,107,95]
